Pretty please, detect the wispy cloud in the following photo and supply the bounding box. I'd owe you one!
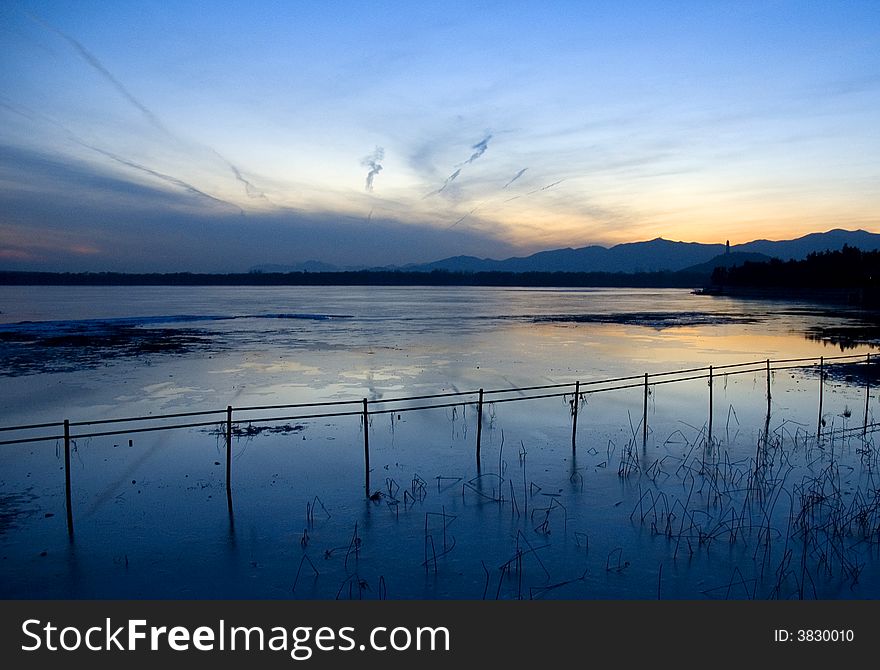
[229,162,266,199]
[426,133,493,197]
[426,167,461,197]
[361,146,384,192]
[503,167,528,189]
[0,248,35,261]
[28,14,169,134]
[459,134,492,166]
[83,144,243,212]
[528,178,566,194]
[0,143,526,271]
[448,205,480,229]
[503,177,565,203]
[0,99,246,215]
[213,149,267,200]
[28,13,271,204]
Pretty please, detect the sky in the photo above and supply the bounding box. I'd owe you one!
[1,0,878,272]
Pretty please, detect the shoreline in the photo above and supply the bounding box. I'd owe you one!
[0,269,708,288]
[702,285,880,307]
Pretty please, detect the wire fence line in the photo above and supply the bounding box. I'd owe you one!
[0,351,875,446]
[1,351,877,538]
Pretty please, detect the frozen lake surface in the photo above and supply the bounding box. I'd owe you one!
[1,286,879,599]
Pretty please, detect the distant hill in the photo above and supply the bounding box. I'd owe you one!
[736,229,880,260]
[410,238,726,273]
[681,251,772,275]
[244,229,880,276]
[405,228,880,274]
[6,238,880,290]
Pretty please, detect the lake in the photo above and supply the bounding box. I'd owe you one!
[1,286,878,598]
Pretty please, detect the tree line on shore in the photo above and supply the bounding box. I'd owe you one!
[2,246,878,290]
[711,245,880,289]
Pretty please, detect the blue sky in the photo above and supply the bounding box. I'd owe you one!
[1,0,878,271]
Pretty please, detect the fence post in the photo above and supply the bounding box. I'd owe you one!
[817,356,824,440]
[363,398,370,498]
[226,406,233,509]
[708,365,714,445]
[476,388,484,470]
[642,373,649,449]
[571,381,580,452]
[763,359,772,455]
[864,353,871,436]
[64,419,73,539]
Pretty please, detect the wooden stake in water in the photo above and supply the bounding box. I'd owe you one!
[225,406,233,487]
[708,365,714,446]
[817,357,824,440]
[642,373,649,449]
[571,381,580,452]
[64,419,73,539]
[476,388,484,470]
[864,353,871,436]
[363,398,370,498]
[226,405,233,511]
[763,359,771,455]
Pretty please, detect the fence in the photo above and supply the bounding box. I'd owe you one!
[1,352,877,539]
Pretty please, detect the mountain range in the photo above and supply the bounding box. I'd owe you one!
[250,229,880,275]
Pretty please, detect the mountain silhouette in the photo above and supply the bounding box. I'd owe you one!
[401,229,880,274]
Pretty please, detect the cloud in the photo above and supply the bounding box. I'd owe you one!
[28,14,168,134]
[0,103,244,212]
[0,248,35,261]
[0,145,522,272]
[526,179,566,195]
[28,14,270,203]
[426,133,493,197]
[214,150,267,200]
[426,167,461,197]
[76,143,243,213]
[361,146,384,192]
[0,144,186,206]
[459,134,492,166]
[448,206,480,229]
[501,177,564,203]
[230,162,266,198]
[0,225,104,264]
[503,167,528,189]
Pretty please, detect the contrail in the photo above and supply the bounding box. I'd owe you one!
[426,134,492,197]
[502,177,562,203]
[211,149,267,200]
[30,13,268,202]
[0,98,34,119]
[425,167,461,197]
[449,205,480,228]
[0,100,238,210]
[228,161,266,199]
[361,146,384,192]
[84,143,243,212]
[503,167,528,189]
[437,167,461,192]
[459,134,492,166]
[29,14,168,133]
[527,178,566,195]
